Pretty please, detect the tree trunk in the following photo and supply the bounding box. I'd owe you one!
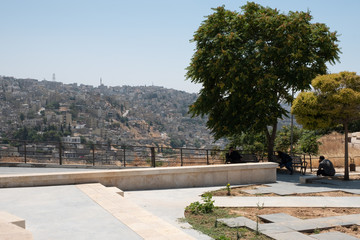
[265,122,277,161]
[344,121,349,180]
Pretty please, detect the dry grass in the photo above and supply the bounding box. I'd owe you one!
[306,132,360,168]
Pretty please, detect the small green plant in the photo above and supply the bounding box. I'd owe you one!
[186,192,215,214]
[216,236,230,240]
[313,228,320,234]
[226,183,231,196]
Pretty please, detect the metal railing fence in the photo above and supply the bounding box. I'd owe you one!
[0,139,230,168]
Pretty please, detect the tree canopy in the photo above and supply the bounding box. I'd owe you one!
[186,2,340,159]
[292,71,360,179]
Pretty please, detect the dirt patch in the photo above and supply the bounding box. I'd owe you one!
[228,207,360,238]
[212,186,360,197]
[209,182,360,238]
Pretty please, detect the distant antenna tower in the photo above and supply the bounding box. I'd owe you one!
[100,77,103,86]
[52,73,56,82]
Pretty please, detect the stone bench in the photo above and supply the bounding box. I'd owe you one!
[299,174,342,184]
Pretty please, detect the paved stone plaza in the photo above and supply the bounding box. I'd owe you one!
[0,167,359,239]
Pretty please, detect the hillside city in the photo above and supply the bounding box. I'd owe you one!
[0,76,227,150]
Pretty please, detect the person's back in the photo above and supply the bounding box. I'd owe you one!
[318,158,335,176]
[230,150,242,163]
[226,147,242,163]
[277,151,293,174]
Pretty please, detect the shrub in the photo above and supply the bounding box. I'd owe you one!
[186,192,215,214]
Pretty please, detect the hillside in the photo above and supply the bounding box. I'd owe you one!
[0,76,224,148]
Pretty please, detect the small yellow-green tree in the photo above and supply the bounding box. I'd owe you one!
[292,72,360,180]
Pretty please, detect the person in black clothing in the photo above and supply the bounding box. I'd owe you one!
[317,156,335,176]
[277,151,293,174]
[226,147,242,163]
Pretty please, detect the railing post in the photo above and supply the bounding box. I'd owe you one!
[206,150,209,165]
[24,141,27,164]
[150,147,155,168]
[92,144,95,166]
[59,142,62,165]
[180,148,183,166]
[123,147,126,167]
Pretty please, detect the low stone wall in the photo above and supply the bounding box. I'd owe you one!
[0,163,277,190]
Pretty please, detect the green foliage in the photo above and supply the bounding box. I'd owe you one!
[228,131,266,154]
[216,236,230,240]
[297,130,321,155]
[292,71,360,180]
[293,72,360,130]
[185,207,269,240]
[46,101,60,110]
[275,126,303,152]
[170,137,185,148]
[69,103,79,120]
[186,192,215,214]
[194,139,201,148]
[187,2,340,160]
[80,136,87,144]
[13,125,64,142]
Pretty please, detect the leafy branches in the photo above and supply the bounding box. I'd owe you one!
[186,192,215,214]
[187,2,340,160]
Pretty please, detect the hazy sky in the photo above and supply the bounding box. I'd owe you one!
[1,0,359,93]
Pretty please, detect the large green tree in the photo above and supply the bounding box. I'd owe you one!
[186,2,340,159]
[292,72,360,180]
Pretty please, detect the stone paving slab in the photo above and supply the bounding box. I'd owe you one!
[258,222,293,234]
[217,216,257,229]
[254,185,359,196]
[243,184,337,196]
[336,214,360,225]
[212,196,360,207]
[243,179,360,196]
[265,231,315,240]
[258,213,301,223]
[77,183,196,240]
[286,218,338,232]
[219,212,360,239]
[309,231,360,240]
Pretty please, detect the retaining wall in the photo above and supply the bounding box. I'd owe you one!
[0,163,277,190]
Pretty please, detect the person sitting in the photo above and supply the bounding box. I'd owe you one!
[225,147,242,163]
[277,151,294,175]
[317,156,335,176]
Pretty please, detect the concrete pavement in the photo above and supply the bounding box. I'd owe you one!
[0,166,359,239]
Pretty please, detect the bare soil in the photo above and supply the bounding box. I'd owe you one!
[212,183,360,238]
[228,207,360,238]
